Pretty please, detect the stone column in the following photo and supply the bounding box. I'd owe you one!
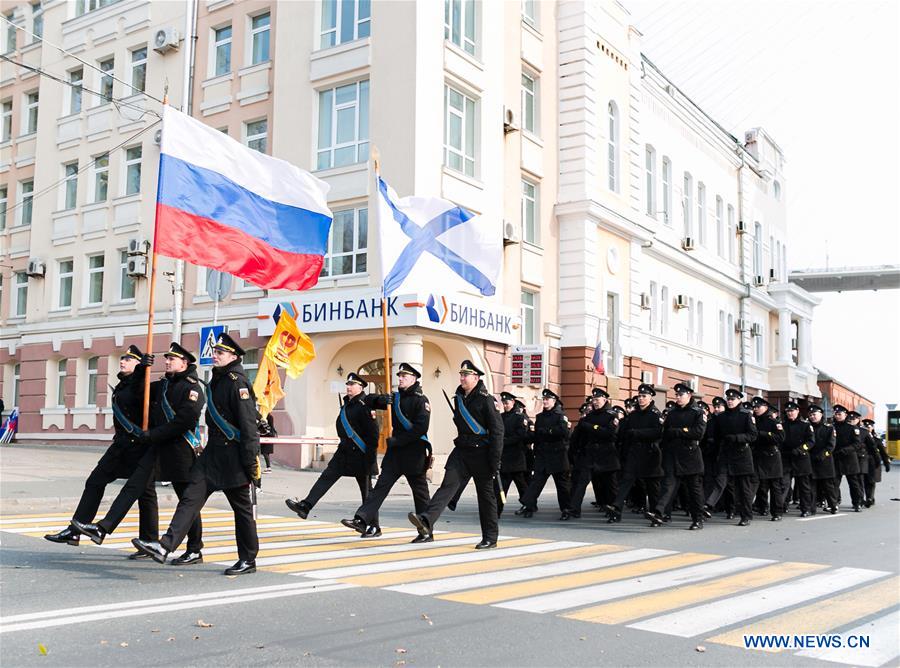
[392,333,424,378]
[777,308,792,364]
[798,317,812,370]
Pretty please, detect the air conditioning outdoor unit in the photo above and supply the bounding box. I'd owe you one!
[640,371,653,384]
[639,293,651,310]
[750,322,762,337]
[503,106,519,134]
[26,258,46,277]
[735,318,748,332]
[502,219,520,245]
[154,128,162,145]
[753,275,766,287]
[153,27,180,54]
[128,237,149,255]
[681,237,695,251]
[127,255,148,278]
[674,294,688,309]
[791,338,798,350]
[737,220,748,234]
[769,268,778,281]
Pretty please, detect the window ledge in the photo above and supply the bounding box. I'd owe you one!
[202,72,235,88]
[112,193,141,204]
[109,301,136,311]
[522,130,543,147]
[314,162,368,178]
[311,36,371,59]
[238,61,271,77]
[82,201,108,213]
[522,240,544,253]
[49,307,73,314]
[232,289,265,299]
[70,406,100,415]
[313,274,369,290]
[442,166,484,190]
[522,19,542,39]
[0,139,11,149]
[40,407,69,415]
[16,132,37,143]
[79,305,103,315]
[444,41,483,71]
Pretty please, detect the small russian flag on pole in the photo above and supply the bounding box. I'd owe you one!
[591,343,605,375]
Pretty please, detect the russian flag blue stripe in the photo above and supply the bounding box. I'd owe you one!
[157,154,331,257]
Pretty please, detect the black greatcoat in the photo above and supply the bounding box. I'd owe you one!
[865,432,891,481]
[833,421,862,476]
[782,417,815,477]
[450,380,504,474]
[531,404,571,474]
[500,406,530,473]
[199,361,260,489]
[661,400,706,476]
[330,392,380,477]
[620,404,664,478]
[148,365,205,483]
[371,382,431,477]
[711,406,757,476]
[753,410,784,480]
[810,422,836,479]
[571,407,620,473]
[101,365,152,478]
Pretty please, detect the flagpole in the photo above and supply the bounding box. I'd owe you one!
[373,147,392,438]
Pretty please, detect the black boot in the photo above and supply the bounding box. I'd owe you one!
[285,498,311,519]
[689,519,703,530]
[170,550,203,565]
[44,527,81,546]
[224,560,256,575]
[70,520,106,545]
[131,538,169,564]
[408,512,432,539]
[341,517,367,534]
[362,525,382,538]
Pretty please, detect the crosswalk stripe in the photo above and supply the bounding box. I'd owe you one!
[342,544,622,588]
[563,561,826,625]
[302,540,584,580]
[388,548,676,597]
[99,525,366,547]
[629,567,891,637]
[441,552,720,606]
[0,510,237,525]
[793,608,900,667]
[494,556,767,613]
[707,575,900,651]
[12,515,323,535]
[202,530,426,557]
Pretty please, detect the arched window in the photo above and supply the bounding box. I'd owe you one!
[773,180,782,200]
[607,101,619,192]
[682,172,693,238]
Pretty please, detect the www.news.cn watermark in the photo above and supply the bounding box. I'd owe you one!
[743,634,871,650]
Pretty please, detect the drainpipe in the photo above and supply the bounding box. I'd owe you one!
[736,150,749,393]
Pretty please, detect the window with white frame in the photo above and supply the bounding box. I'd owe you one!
[649,281,658,333]
[12,363,20,406]
[119,250,135,300]
[727,204,736,263]
[687,297,695,344]
[86,356,99,406]
[250,12,270,64]
[661,156,672,225]
[645,145,656,218]
[606,293,620,373]
[19,179,33,226]
[13,271,28,317]
[443,84,476,178]
[522,0,537,27]
[718,310,725,355]
[660,286,669,336]
[58,259,73,308]
[124,145,142,195]
[607,101,619,192]
[31,2,43,41]
[753,221,763,277]
[56,358,67,407]
[213,24,232,76]
[520,289,537,345]
[63,161,78,210]
[0,185,6,231]
[755,327,764,364]
[99,57,114,103]
[92,153,108,202]
[696,300,704,346]
[697,182,706,246]
[245,119,267,153]
[320,0,369,49]
[321,207,367,277]
[242,349,260,384]
[86,253,104,305]
[69,68,83,114]
[4,12,16,53]
[781,244,787,279]
[770,236,776,279]
[715,195,724,257]
[682,172,693,238]
[1,99,11,141]
[76,0,123,17]
[727,313,735,358]
[25,91,38,133]
[444,0,476,56]
[130,47,146,94]
[317,80,369,170]
[521,72,536,134]
[521,179,537,244]
[773,180,781,200]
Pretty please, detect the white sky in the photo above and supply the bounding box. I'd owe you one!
[625,0,900,427]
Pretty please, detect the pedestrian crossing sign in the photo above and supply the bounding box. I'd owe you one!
[199,325,226,365]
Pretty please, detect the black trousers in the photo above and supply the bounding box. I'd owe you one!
[814,477,838,510]
[782,473,812,513]
[730,474,754,521]
[863,474,878,503]
[161,470,258,562]
[355,455,429,526]
[613,465,659,512]
[76,450,158,542]
[421,448,497,543]
[756,477,785,517]
[836,474,864,507]
[656,473,704,520]
[304,462,373,521]
[448,474,507,514]
[500,471,529,504]
[171,481,203,552]
[570,469,617,515]
[705,473,739,512]
[521,470,571,512]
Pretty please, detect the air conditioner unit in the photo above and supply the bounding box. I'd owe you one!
[750,322,762,337]
[128,237,149,255]
[790,338,798,350]
[681,237,695,251]
[753,275,766,287]
[639,293,651,310]
[502,219,520,245]
[127,255,148,278]
[640,371,653,384]
[26,258,46,277]
[154,128,162,145]
[737,220,748,234]
[769,268,778,281]
[735,318,747,332]
[153,27,180,54]
[502,106,519,134]
[674,294,689,309]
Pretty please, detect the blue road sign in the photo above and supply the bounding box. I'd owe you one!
[199,325,226,365]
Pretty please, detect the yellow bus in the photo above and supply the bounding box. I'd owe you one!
[887,409,900,459]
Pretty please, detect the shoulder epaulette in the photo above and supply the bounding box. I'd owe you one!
[186,376,198,384]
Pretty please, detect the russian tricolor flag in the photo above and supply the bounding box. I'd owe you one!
[155,106,332,291]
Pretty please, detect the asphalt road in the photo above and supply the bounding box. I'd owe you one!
[1,444,898,667]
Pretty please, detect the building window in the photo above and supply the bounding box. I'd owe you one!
[753,221,763,277]
[242,349,260,385]
[443,84,476,178]
[521,72,536,134]
[521,180,537,244]
[19,179,33,226]
[250,12,270,64]
[93,153,109,202]
[607,101,619,192]
[31,2,43,41]
[660,286,669,336]
[130,47,147,94]
[120,250,136,300]
[718,310,725,355]
[12,363,20,406]
[727,204,736,263]
[520,290,537,345]
[76,0,122,17]
[1,99,11,141]
[320,0,369,49]
[213,25,232,76]
[13,271,28,317]
[770,236,776,279]
[321,207,367,277]
[522,0,537,27]
[124,145,142,195]
[86,254,104,304]
[645,145,656,218]
[245,119,267,153]
[69,68,83,114]
[63,161,79,210]
[727,313,735,359]
[696,300,704,346]
[444,0,476,56]
[687,297,695,344]
[0,185,6,231]
[25,91,39,134]
[607,293,620,374]
[317,80,369,170]
[649,281,658,333]
[755,327,764,364]
[4,12,16,53]
[697,182,706,246]
[58,259,74,308]
[99,57,114,103]
[661,157,672,225]
[773,180,781,200]
[86,356,99,406]
[781,244,787,279]
[715,196,724,257]
[56,359,67,407]
[682,172,693,238]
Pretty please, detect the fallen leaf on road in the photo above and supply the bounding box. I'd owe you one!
[196,620,213,628]
[396,648,407,654]
[119,642,129,648]
[579,637,586,641]
[167,638,175,642]
[695,645,706,653]
[256,645,265,649]
[421,613,433,626]
[151,629,160,633]
[38,644,48,656]
[192,636,200,641]
[177,574,184,578]
[396,662,406,667]
[303,652,311,657]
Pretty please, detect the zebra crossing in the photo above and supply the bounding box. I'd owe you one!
[2,508,897,666]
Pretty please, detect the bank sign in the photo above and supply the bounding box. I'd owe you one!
[258,289,519,345]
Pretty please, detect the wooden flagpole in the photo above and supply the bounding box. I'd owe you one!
[373,146,392,438]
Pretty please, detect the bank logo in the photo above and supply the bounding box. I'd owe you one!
[425,294,448,324]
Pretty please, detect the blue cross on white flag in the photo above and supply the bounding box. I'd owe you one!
[377,176,501,297]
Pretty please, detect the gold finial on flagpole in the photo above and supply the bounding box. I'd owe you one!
[372,145,380,176]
